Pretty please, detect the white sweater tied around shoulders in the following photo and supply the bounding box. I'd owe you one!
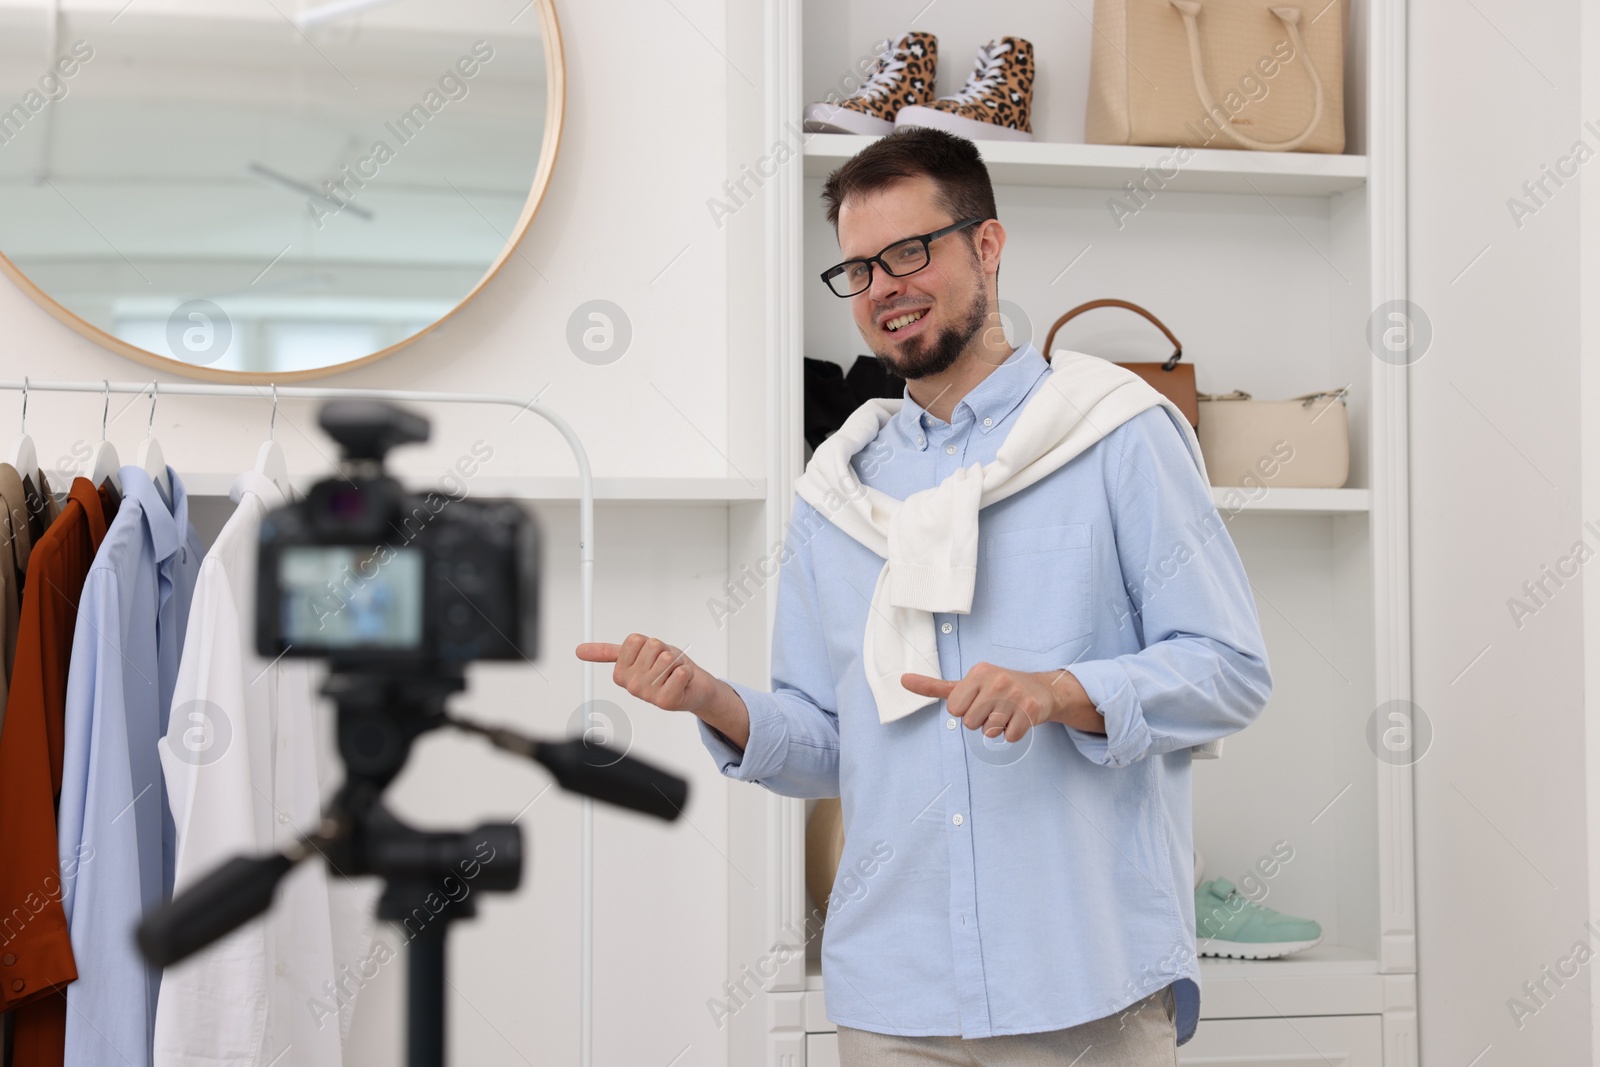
[792,350,1222,758]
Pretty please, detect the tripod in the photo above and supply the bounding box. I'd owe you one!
[138,665,688,1067]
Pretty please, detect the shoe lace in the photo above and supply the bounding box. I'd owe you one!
[854,35,909,102]
[948,40,1011,105]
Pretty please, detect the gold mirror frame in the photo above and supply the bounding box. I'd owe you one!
[0,1,565,384]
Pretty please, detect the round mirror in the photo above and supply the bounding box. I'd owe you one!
[0,0,563,381]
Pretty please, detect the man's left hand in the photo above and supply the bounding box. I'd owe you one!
[900,663,1106,743]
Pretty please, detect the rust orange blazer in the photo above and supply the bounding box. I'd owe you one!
[0,478,118,1066]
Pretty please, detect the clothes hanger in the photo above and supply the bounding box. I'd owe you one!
[88,380,122,495]
[8,377,37,485]
[254,384,292,501]
[135,381,173,508]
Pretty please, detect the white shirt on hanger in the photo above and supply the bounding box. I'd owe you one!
[154,470,377,1067]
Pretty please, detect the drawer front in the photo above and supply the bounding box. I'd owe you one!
[1179,1014,1383,1065]
[806,1031,840,1067]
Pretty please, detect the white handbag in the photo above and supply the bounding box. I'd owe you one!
[1085,0,1346,153]
[1197,388,1350,489]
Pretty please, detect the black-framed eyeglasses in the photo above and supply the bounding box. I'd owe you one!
[820,217,985,298]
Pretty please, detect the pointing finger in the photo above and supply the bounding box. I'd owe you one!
[900,672,956,699]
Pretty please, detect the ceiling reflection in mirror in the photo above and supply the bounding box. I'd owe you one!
[0,0,555,375]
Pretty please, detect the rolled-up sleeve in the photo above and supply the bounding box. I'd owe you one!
[698,498,841,798]
[1065,408,1273,768]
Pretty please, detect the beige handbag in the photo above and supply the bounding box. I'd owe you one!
[1085,0,1345,153]
[1196,388,1350,488]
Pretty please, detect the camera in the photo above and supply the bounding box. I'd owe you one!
[254,400,540,668]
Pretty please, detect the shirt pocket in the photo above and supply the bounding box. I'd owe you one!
[985,523,1094,653]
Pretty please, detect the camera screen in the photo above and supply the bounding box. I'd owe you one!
[278,546,424,649]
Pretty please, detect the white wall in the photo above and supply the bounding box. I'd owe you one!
[1410,0,1592,1063]
[1,7,736,488]
[1586,3,1600,1063]
[0,0,754,1064]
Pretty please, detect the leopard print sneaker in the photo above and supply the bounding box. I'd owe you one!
[803,31,938,136]
[895,36,1034,142]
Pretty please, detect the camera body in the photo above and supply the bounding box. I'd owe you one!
[254,401,539,669]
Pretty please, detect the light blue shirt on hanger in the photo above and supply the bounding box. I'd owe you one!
[57,464,203,1066]
[699,342,1273,1046]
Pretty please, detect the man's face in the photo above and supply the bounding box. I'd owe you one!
[836,176,990,381]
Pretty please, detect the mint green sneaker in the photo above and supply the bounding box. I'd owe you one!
[1194,878,1323,959]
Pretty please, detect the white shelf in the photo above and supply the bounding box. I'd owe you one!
[184,475,1359,511]
[802,135,1369,197]
[1196,944,1389,1018]
[1210,487,1371,514]
[179,473,767,503]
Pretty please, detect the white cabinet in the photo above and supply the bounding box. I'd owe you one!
[722,0,1417,1064]
[806,1031,840,1067]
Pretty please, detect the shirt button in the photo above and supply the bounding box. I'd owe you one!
[275,963,287,976]
[983,417,993,427]
[952,813,964,826]
[916,435,926,448]
[2,953,14,966]
[278,812,289,824]
[945,444,956,455]
[946,717,958,730]
[10,979,23,992]
[940,622,953,634]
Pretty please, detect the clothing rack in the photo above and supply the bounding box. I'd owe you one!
[0,376,602,1067]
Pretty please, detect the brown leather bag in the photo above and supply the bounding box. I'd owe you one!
[1042,299,1199,428]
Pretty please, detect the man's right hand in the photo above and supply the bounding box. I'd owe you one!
[576,635,753,752]
[575,635,720,715]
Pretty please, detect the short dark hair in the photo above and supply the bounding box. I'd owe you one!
[820,127,998,238]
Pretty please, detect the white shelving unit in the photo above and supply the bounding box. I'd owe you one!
[802,133,1370,196]
[1211,486,1371,514]
[723,0,1418,1065]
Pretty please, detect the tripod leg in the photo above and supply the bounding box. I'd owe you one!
[407,922,447,1067]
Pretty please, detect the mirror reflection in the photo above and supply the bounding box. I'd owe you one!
[0,0,555,376]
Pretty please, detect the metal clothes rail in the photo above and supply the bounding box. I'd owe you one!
[0,377,600,1067]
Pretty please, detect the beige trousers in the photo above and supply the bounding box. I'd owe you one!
[836,984,1177,1067]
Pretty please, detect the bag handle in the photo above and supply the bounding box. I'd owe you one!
[1043,299,1183,370]
[1169,1,1325,153]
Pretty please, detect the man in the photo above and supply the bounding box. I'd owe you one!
[577,127,1272,1065]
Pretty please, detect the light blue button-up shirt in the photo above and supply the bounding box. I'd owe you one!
[699,343,1272,1045]
[57,466,202,1065]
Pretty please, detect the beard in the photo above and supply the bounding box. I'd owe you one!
[868,279,990,382]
